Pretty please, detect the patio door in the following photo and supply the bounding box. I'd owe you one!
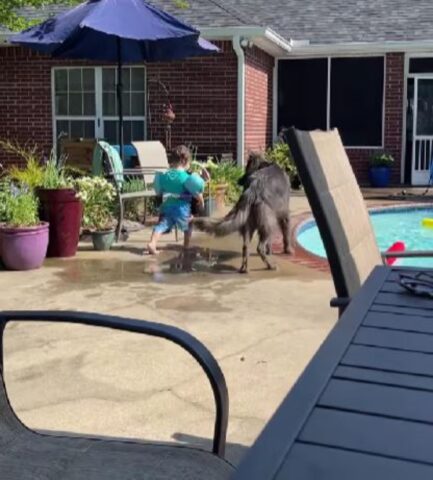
[411,76,433,185]
[53,66,146,145]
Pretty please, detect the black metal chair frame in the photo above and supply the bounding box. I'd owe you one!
[0,310,228,457]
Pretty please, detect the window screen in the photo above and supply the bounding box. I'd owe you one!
[330,57,384,146]
[409,58,433,74]
[278,59,328,132]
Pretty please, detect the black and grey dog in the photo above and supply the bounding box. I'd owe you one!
[194,152,292,273]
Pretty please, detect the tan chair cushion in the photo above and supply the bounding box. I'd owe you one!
[290,129,382,297]
[132,141,169,185]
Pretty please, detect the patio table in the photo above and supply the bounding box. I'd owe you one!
[233,265,433,480]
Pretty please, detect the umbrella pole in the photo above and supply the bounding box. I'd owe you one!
[116,36,124,161]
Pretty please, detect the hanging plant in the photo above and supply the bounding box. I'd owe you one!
[163,102,176,124]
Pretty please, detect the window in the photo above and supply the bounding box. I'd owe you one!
[330,57,384,147]
[278,56,385,147]
[409,58,433,74]
[54,68,96,139]
[53,66,146,145]
[278,59,328,131]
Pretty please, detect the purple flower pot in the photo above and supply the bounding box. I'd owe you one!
[0,222,49,270]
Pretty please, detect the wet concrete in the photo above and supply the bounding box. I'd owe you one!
[0,195,335,465]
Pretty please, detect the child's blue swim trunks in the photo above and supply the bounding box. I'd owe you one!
[154,203,191,233]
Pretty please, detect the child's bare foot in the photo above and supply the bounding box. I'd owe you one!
[147,243,159,255]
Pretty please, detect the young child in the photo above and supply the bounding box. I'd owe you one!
[147,145,205,254]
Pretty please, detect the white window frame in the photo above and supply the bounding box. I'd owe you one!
[402,53,433,183]
[275,54,386,149]
[51,65,147,146]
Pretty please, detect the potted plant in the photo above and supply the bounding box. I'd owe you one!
[266,142,300,189]
[2,140,83,258]
[191,157,243,214]
[75,176,116,251]
[369,152,394,188]
[0,180,49,271]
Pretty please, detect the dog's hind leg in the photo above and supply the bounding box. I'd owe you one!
[257,232,276,270]
[239,226,252,274]
[278,211,293,254]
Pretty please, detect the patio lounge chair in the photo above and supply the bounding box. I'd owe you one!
[287,127,433,314]
[96,141,176,242]
[0,310,232,479]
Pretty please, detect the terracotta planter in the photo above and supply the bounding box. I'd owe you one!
[37,188,83,258]
[214,184,228,210]
[0,222,49,271]
[92,229,115,251]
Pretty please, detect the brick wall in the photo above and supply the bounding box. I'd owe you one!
[0,41,237,166]
[147,41,237,160]
[347,52,405,185]
[0,47,53,165]
[244,46,274,157]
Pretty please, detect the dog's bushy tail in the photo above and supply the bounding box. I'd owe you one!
[194,192,252,237]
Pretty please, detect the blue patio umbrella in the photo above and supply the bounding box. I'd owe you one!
[11,0,218,158]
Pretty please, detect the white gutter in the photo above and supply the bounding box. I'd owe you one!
[272,60,278,142]
[287,39,433,57]
[232,35,245,166]
[201,26,292,56]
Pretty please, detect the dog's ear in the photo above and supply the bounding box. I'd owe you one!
[245,152,266,174]
[257,160,272,170]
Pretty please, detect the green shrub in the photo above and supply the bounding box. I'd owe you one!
[192,157,243,204]
[119,178,159,219]
[1,183,39,227]
[75,176,116,231]
[6,192,39,227]
[0,180,11,223]
[1,140,73,190]
[370,152,394,167]
[265,143,298,179]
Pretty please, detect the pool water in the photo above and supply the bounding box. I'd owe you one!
[297,206,433,267]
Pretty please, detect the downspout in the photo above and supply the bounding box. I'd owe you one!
[233,36,245,166]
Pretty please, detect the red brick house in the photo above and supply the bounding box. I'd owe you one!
[1,0,433,186]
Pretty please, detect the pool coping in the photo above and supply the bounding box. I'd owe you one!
[275,202,433,273]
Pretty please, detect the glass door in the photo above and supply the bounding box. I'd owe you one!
[412,77,433,185]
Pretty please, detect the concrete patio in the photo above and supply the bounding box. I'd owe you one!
[1,190,407,466]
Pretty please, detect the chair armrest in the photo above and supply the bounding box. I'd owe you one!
[382,249,433,259]
[330,297,351,316]
[123,167,166,175]
[0,310,228,457]
[330,297,351,308]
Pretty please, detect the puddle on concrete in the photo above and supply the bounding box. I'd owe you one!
[46,239,323,294]
[50,248,241,288]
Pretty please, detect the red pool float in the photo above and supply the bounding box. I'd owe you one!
[385,241,406,266]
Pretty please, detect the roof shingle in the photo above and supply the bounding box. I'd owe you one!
[4,0,433,45]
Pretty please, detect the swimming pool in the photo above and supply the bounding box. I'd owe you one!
[296,205,433,267]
